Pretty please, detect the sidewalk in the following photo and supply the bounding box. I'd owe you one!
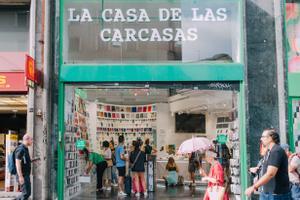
[0,192,21,199]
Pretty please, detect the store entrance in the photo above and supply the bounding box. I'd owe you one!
[0,95,27,191]
[63,83,242,199]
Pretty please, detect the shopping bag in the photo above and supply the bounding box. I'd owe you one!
[208,185,225,200]
[79,175,91,183]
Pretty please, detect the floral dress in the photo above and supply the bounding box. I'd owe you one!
[203,161,229,200]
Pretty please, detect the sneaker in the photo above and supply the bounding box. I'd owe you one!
[102,186,107,190]
[106,187,111,191]
[112,183,118,187]
[144,192,148,197]
[131,189,135,194]
[135,192,141,197]
[118,191,127,196]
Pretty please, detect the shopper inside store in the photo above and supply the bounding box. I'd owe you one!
[64,85,241,199]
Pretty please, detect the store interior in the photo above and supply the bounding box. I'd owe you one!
[0,95,27,191]
[63,84,241,199]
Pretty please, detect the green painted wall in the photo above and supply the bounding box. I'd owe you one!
[288,73,300,97]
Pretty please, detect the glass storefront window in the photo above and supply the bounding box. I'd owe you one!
[286,2,300,73]
[0,8,29,52]
[63,0,241,64]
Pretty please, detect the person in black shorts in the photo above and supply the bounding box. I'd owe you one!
[245,128,291,199]
[115,135,127,197]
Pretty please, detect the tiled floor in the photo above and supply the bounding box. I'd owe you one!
[72,184,206,200]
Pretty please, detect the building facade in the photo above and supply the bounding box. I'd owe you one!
[22,0,295,200]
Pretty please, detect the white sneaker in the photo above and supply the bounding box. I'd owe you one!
[112,183,118,187]
[135,192,141,197]
[144,192,148,197]
[106,187,111,191]
[118,191,127,196]
[131,189,135,194]
[102,186,107,190]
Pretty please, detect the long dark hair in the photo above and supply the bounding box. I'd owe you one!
[264,128,280,144]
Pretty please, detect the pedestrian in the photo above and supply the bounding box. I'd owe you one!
[288,151,300,199]
[200,150,229,200]
[245,128,291,199]
[144,138,157,157]
[102,140,112,191]
[15,134,33,200]
[281,143,292,158]
[248,143,268,197]
[130,138,147,197]
[83,147,107,192]
[115,135,127,197]
[188,152,199,187]
[163,157,179,187]
[109,138,118,187]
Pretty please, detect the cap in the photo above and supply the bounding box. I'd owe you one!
[280,143,289,151]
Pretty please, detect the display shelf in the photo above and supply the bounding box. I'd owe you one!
[95,102,157,153]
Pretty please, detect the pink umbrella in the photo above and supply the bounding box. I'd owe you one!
[177,137,212,154]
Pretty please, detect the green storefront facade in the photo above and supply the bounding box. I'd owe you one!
[285,1,300,154]
[57,0,248,199]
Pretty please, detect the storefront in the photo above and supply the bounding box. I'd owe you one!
[0,72,28,191]
[285,1,300,152]
[57,0,247,199]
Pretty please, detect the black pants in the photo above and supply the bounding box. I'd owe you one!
[96,161,107,189]
[16,175,31,200]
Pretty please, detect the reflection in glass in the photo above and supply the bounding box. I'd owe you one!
[63,0,240,63]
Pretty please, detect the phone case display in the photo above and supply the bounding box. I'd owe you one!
[229,128,241,199]
[65,126,81,199]
[96,103,157,152]
[64,92,90,199]
[292,99,300,153]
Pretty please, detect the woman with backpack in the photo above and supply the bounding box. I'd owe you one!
[129,138,147,197]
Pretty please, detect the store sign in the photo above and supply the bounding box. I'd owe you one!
[68,7,228,42]
[63,0,240,63]
[75,140,86,149]
[0,72,27,92]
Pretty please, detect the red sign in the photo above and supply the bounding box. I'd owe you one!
[0,72,27,92]
[25,55,36,82]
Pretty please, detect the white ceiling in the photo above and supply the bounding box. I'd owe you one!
[83,88,236,113]
[0,95,27,113]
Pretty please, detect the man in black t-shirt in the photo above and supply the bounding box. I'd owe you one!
[245,128,291,199]
[15,134,33,200]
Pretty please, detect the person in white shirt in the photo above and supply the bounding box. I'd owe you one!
[103,141,112,191]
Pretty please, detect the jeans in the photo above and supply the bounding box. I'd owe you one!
[16,175,31,200]
[111,166,118,184]
[291,184,300,200]
[259,192,291,200]
[96,161,107,189]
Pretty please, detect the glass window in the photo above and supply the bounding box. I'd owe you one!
[63,0,241,64]
[286,2,300,72]
[0,8,29,52]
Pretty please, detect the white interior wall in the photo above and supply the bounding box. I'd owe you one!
[86,101,231,156]
[156,103,219,157]
[87,102,98,152]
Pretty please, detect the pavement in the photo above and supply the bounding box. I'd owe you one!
[0,192,21,200]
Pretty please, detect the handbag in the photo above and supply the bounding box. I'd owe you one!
[130,151,142,170]
[208,185,225,200]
